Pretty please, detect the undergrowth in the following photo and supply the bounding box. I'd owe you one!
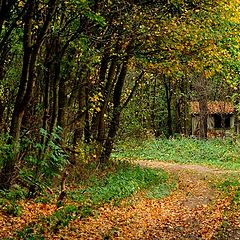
[0,185,27,217]
[10,163,171,239]
[217,177,240,207]
[213,177,240,239]
[70,165,169,205]
[112,137,240,170]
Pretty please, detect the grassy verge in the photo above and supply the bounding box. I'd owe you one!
[2,163,171,239]
[70,165,169,205]
[112,138,240,170]
[217,178,240,207]
[213,178,240,239]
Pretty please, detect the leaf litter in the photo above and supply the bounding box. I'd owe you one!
[0,160,239,239]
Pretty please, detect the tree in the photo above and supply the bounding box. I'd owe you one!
[0,0,239,191]
[0,0,57,189]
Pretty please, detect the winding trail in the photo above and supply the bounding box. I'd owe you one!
[1,160,239,239]
[134,160,240,175]
[57,160,240,239]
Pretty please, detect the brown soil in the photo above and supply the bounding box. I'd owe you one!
[134,159,240,175]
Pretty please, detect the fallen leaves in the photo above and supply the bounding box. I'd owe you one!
[54,172,236,240]
[0,201,56,239]
[0,162,239,240]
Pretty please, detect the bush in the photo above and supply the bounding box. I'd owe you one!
[19,127,69,195]
[217,178,240,206]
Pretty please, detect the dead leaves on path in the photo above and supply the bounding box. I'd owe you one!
[0,173,239,240]
[57,187,233,240]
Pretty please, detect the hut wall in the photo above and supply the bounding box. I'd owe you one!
[207,116,214,129]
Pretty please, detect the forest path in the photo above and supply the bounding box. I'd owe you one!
[58,160,240,239]
[134,159,240,175]
[2,160,239,239]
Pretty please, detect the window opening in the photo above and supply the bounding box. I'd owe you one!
[214,114,230,129]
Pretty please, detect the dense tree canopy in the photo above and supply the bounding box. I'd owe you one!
[0,0,239,191]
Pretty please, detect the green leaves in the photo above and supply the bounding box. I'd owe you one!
[19,127,68,193]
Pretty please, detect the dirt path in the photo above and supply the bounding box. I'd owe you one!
[56,160,240,239]
[1,161,239,239]
[134,159,240,175]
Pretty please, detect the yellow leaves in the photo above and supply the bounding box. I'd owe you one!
[0,200,56,239]
[226,0,240,24]
[205,69,215,79]
[89,92,103,103]
[89,92,103,113]
[18,1,24,8]
[95,107,101,112]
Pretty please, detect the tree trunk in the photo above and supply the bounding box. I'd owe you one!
[198,73,208,139]
[50,38,61,133]
[0,0,17,34]
[150,78,157,136]
[0,99,4,130]
[84,85,91,143]
[95,58,118,158]
[163,75,173,138]
[100,58,128,163]
[91,53,109,139]
[0,0,57,189]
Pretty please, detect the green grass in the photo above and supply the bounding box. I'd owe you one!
[217,178,240,207]
[14,163,171,238]
[70,165,169,205]
[112,137,240,170]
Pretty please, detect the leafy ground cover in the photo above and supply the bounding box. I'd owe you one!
[1,161,237,239]
[112,137,240,170]
[0,164,172,239]
[0,138,239,239]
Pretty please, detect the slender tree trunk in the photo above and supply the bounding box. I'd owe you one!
[163,75,173,138]
[57,76,66,128]
[91,53,109,139]
[50,37,61,132]
[0,0,17,34]
[0,0,57,189]
[0,99,4,130]
[100,58,129,163]
[95,58,118,158]
[50,63,60,132]
[198,73,208,139]
[150,78,157,136]
[0,1,36,189]
[72,77,87,148]
[84,85,91,143]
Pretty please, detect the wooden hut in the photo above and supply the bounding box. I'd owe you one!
[190,101,236,138]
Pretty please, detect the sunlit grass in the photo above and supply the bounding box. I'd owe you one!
[112,137,240,170]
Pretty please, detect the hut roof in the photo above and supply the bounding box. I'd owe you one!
[190,101,234,114]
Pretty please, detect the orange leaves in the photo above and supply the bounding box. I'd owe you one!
[51,173,234,239]
[0,201,56,239]
[0,165,239,239]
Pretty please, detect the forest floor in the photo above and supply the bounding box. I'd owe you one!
[0,160,240,239]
